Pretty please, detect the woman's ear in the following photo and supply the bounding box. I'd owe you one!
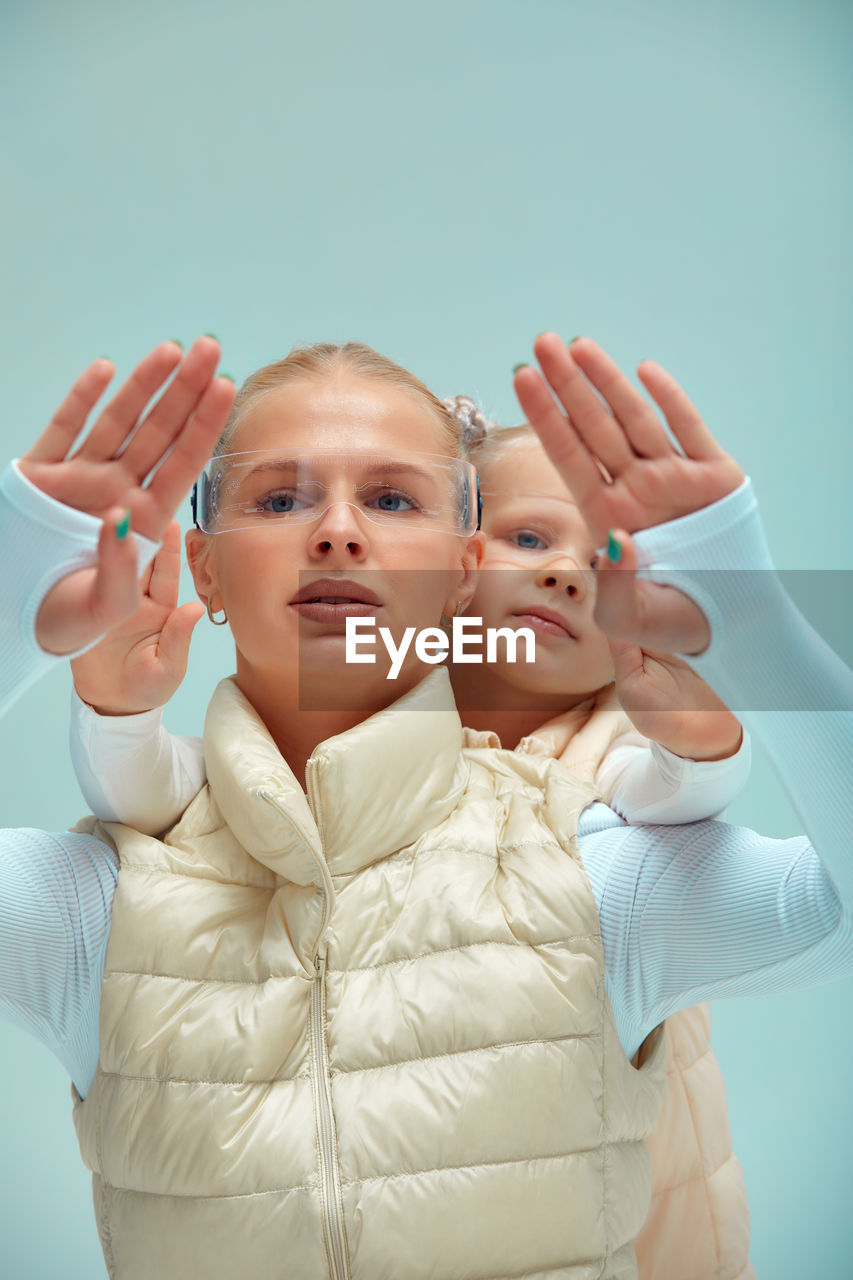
[185,529,220,609]
[443,531,486,616]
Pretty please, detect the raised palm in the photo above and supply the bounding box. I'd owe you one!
[513,334,744,547]
[514,335,745,655]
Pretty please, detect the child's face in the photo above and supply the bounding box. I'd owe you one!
[468,439,615,698]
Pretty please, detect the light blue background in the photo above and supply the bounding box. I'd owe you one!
[1,1,851,1275]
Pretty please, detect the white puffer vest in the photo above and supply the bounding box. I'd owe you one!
[73,670,665,1280]
[467,686,754,1280]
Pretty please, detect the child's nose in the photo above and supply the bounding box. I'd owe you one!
[534,558,590,600]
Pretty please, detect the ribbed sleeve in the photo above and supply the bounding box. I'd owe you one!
[0,460,159,716]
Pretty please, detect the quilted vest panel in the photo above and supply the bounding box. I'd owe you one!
[74,671,665,1280]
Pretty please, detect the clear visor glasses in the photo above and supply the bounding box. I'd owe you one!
[192,448,481,537]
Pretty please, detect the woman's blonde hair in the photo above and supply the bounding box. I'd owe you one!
[217,342,464,457]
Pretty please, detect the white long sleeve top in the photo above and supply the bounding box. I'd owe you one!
[67,695,752,836]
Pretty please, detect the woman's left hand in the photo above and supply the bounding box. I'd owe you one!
[514,335,744,655]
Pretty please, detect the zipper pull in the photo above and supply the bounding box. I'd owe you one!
[314,940,327,979]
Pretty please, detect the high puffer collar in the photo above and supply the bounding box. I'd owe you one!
[203,667,468,885]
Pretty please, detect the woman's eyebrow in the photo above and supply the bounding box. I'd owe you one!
[235,459,440,484]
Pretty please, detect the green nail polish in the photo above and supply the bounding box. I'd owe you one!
[116,511,131,541]
[568,336,581,345]
[203,332,220,341]
[219,372,236,383]
[512,362,530,375]
[607,530,622,563]
[169,338,184,350]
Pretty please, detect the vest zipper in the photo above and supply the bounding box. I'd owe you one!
[312,940,350,1280]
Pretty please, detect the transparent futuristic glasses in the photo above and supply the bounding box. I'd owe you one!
[192,448,482,537]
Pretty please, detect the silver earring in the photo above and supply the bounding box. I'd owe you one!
[206,598,228,626]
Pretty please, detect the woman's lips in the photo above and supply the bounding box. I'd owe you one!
[291,599,380,624]
[511,610,577,640]
[290,578,382,624]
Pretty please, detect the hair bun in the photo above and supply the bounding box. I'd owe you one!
[441,395,495,453]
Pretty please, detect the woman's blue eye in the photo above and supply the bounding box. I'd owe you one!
[258,491,304,515]
[510,530,547,551]
[370,489,417,513]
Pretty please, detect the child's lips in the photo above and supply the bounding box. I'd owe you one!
[511,609,577,640]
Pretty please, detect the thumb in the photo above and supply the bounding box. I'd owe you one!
[156,601,205,677]
[606,635,644,684]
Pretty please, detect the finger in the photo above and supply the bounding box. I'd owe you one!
[157,601,205,677]
[531,333,635,476]
[636,361,728,461]
[117,335,224,479]
[569,339,676,459]
[142,374,236,533]
[75,341,185,461]
[513,363,605,509]
[22,359,115,463]
[146,522,184,609]
[592,529,645,641]
[88,511,144,632]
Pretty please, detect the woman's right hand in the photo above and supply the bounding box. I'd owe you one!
[71,523,203,715]
[23,337,234,656]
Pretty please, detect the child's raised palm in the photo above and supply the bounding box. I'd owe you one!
[71,523,202,715]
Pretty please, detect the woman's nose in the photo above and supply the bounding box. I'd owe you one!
[308,501,370,559]
[534,557,589,601]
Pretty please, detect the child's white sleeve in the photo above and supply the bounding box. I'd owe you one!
[69,690,206,835]
[598,731,752,823]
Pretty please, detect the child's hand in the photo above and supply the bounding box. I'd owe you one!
[71,524,203,715]
[609,638,743,760]
[514,335,744,655]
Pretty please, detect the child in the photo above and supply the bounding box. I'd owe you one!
[69,394,753,1280]
[450,401,754,1280]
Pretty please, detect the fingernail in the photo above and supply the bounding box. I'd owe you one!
[607,529,622,563]
[169,338,184,350]
[512,362,530,375]
[218,372,236,383]
[203,332,220,341]
[568,336,581,345]
[535,331,548,339]
[116,510,131,541]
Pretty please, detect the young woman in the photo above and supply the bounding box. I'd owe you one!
[71,396,756,1280]
[3,335,852,1279]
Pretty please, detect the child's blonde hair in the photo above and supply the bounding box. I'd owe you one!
[442,396,537,476]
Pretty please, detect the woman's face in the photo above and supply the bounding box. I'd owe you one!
[187,373,483,708]
[468,440,614,698]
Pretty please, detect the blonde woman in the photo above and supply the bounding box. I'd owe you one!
[5,334,852,1278]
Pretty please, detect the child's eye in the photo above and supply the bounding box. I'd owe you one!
[509,529,548,551]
